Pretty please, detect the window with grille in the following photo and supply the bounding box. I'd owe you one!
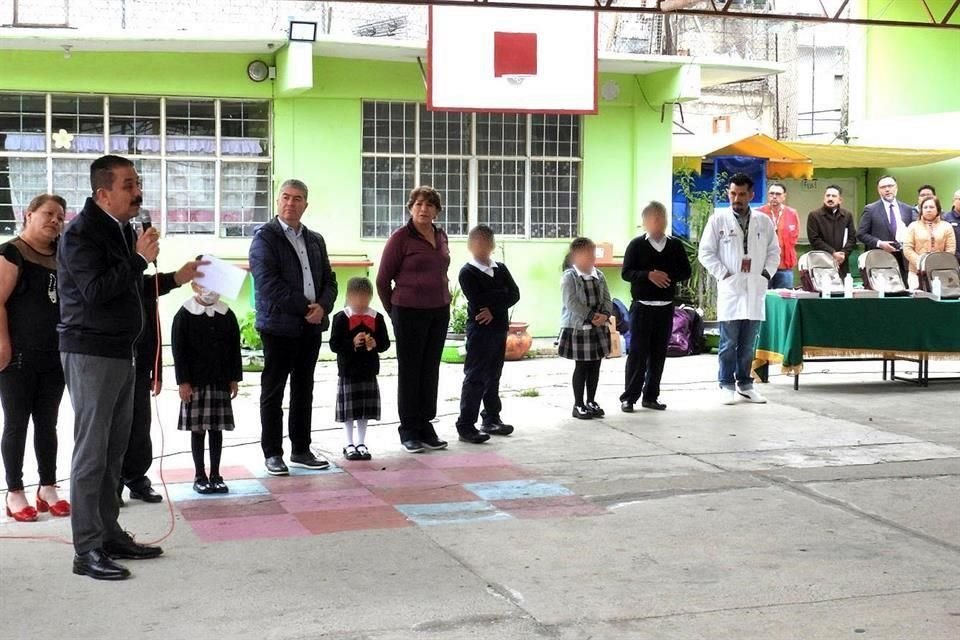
[361,101,581,239]
[0,93,271,237]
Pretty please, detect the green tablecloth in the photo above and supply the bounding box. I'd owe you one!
[756,294,960,369]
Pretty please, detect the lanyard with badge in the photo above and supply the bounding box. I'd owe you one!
[738,213,752,272]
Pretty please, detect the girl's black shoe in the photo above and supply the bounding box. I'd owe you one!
[586,401,605,418]
[193,476,214,495]
[209,476,229,494]
[572,405,593,420]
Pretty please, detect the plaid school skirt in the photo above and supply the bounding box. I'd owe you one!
[178,384,236,432]
[557,325,611,362]
[335,376,381,422]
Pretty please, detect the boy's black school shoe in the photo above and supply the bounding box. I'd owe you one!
[421,438,449,451]
[402,440,425,454]
[481,420,514,436]
[458,430,491,444]
[572,405,593,420]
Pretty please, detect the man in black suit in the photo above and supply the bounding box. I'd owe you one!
[856,175,914,278]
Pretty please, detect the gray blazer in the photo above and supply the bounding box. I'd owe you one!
[560,268,613,329]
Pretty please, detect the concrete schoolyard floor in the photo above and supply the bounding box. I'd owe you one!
[2,352,959,640]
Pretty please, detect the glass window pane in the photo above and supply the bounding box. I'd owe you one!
[220,101,270,157]
[109,97,161,155]
[532,114,581,158]
[478,159,525,236]
[50,95,105,154]
[531,160,579,239]
[0,156,47,233]
[165,99,216,155]
[418,107,470,156]
[51,157,94,220]
[361,156,414,238]
[476,114,526,157]
[361,101,414,155]
[221,162,271,237]
[0,94,47,156]
[132,158,162,222]
[166,160,215,234]
[419,158,468,236]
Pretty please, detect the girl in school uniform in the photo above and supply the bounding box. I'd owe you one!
[558,237,613,420]
[329,277,390,461]
[172,279,243,494]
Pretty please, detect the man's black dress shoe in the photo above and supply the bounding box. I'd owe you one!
[641,400,667,411]
[289,451,330,470]
[421,438,449,451]
[128,485,163,503]
[481,420,514,436]
[620,401,635,413]
[402,440,425,453]
[264,456,289,476]
[458,430,491,444]
[73,549,130,581]
[103,532,163,560]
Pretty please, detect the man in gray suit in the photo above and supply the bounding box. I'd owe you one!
[856,175,914,278]
[58,155,164,580]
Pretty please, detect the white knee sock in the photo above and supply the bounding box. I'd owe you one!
[343,419,355,446]
[356,419,368,446]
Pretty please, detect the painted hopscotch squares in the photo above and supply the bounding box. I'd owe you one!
[166,451,606,543]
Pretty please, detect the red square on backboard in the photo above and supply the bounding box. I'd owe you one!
[493,32,538,77]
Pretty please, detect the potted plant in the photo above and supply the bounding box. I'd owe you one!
[442,286,468,364]
[238,310,264,372]
[674,167,728,350]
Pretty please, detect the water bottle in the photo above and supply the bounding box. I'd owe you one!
[844,273,853,298]
[932,277,942,301]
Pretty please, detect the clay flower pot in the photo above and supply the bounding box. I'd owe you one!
[504,321,533,361]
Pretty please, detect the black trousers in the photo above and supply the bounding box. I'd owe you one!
[0,350,65,490]
[620,302,674,404]
[120,367,154,492]
[456,325,507,433]
[259,331,322,459]
[391,306,449,443]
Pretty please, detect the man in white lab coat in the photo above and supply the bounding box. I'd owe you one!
[698,173,781,405]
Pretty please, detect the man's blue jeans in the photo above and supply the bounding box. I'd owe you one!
[718,320,761,391]
[768,269,794,289]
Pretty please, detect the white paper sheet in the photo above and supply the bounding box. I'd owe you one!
[193,255,248,300]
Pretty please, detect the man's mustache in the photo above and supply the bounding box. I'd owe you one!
[132,197,143,206]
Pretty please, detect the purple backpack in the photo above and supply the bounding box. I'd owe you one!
[667,306,704,357]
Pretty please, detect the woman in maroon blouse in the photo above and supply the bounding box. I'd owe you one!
[376,186,451,453]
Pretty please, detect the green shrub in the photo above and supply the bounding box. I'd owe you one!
[239,310,263,351]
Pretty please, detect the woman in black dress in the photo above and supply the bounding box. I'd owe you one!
[0,194,69,522]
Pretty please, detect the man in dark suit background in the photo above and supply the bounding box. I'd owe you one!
[856,175,914,278]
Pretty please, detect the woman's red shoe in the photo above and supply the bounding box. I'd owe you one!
[5,503,39,522]
[36,492,71,517]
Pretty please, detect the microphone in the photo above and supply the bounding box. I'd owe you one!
[137,209,157,266]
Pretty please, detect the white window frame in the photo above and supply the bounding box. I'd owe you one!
[360,101,582,239]
[0,92,272,238]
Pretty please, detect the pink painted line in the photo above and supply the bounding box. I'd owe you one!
[349,468,454,489]
[189,513,312,543]
[274,488,387,513]
[415,452,516,469]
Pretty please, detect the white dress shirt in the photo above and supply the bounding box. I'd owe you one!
[278,218,316,303]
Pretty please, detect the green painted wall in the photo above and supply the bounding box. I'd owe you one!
[0,49,673,337]
[867,158,960,206]
[864,0,960,119]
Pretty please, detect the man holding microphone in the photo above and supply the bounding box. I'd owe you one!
[58,154,164,580]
